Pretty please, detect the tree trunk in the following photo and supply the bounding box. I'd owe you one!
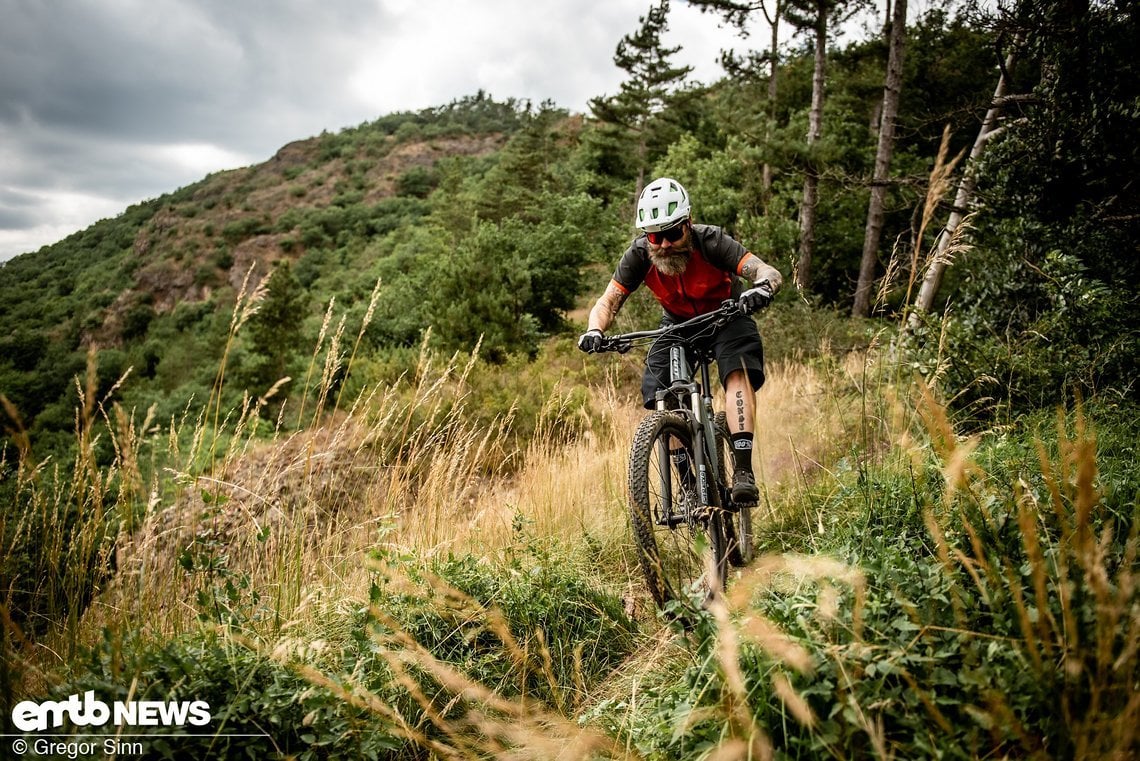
[795,3,827,293]
[852,0,907,317]
[911,52,1015,319]
[634,128,648,210]
[762,1,782,201]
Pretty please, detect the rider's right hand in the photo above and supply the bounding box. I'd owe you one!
[578,329,605,353]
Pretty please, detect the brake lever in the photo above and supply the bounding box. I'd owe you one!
[601,338,634,354]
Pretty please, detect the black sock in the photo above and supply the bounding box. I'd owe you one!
[730,432,754,472]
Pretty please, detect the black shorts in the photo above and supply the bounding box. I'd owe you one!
[640,313,766,409]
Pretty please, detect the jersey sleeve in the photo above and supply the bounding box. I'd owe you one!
[698,226,783,289]
[697,226,750,274]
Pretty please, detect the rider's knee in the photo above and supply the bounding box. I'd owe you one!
[724,369,749,389]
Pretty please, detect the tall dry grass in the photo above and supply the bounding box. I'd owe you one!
[2,259,882,759]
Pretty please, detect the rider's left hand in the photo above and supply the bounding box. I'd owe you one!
[739,284,773,315]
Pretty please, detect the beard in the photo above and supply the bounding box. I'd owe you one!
[647,223,692,276]
[648,234,692,275]
[649,247,690,276]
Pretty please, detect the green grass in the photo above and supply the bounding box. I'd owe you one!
[606,394,1139,760]
[3,308,1137,760]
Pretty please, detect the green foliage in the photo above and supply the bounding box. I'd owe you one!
[40,528,636,759]
[372,530,638,703]
[221,215,271,244]
[758,297,878,364]
[394,165,438,198]
[652,134,746,230]
[909,249,1139,424]
[612,402,1139,759]
[244,262,308,396]
[472,102,577,222]
[50,628,405,761]
[427,202,596,358]
[917,1,1140,422]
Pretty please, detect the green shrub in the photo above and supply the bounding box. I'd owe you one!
[610,401,1139,760]
[395,166,438,199]
[221,217,270,244]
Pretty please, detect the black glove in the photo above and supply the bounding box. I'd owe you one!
[578,329,604,353]
[739,284,773,315]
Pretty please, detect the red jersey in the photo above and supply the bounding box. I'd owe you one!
[610,224,760,319]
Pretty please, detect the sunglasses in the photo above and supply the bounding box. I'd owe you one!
[646,221,687,246]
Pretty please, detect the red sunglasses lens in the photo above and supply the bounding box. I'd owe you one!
[647,223,685,245]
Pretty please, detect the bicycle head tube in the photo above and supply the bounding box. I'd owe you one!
[668,345,691,384]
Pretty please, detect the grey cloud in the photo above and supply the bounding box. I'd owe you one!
[1,0,391,150]
[0,188,43,230]
[0,0,396,258]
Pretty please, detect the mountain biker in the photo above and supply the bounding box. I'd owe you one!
[577,177,783,504]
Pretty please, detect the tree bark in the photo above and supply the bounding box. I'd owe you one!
[852,0,907,317]
[911,52,1015,319]
[795,2,827,293]
[762,0,782,200]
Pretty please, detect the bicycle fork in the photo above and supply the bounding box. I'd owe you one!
[654,346,720,527]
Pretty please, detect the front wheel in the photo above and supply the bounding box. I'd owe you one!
[628,411,726,612]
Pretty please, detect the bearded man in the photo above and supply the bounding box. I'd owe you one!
[577,177,782,503]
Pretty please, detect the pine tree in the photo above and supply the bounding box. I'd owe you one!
[589,0,693,202]
[248,261,307,394]
[688,0,785,201]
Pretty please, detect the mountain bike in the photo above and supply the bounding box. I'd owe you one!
[597,297,760,614]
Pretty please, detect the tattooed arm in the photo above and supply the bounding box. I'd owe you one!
[587,281,629,333]
[740,255,784,294]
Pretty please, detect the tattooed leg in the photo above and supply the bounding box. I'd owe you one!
[724,370,755,435]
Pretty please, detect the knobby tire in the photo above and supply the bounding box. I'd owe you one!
[628,411,727,613]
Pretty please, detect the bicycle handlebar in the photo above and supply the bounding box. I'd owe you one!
[597,298,744,355]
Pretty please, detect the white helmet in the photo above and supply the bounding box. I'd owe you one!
[635,177,691,232]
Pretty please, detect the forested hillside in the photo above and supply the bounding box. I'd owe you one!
[2,1,1137,759]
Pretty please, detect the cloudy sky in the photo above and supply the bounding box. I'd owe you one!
[0,0,788,262]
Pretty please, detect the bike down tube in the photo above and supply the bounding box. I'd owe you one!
[655,426,674,523]
[667,344,717,511]
[654,384,675,524]
[656,345,697,524]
